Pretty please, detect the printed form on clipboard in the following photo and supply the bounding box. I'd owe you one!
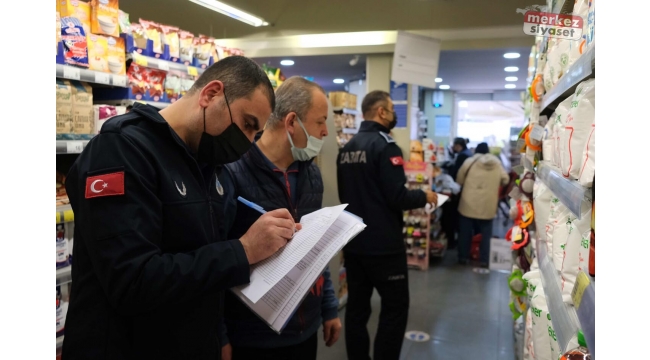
[231,204,366,333]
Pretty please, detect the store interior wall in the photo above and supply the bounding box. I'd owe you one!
[424,90,456,146]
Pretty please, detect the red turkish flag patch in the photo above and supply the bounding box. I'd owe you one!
[389,156,404,166]
[85,171,125,199]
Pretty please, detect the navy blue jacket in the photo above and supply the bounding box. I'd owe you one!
[219,142,339,348]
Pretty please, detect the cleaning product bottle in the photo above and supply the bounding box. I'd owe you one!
[560,331,591,360]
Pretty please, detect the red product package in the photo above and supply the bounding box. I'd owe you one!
[148,70,167,101]
[127,63,149,99]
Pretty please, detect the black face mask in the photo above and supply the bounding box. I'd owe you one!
[196,92,251,166]
[387,111,397,130]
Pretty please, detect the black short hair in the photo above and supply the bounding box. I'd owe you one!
[362,90,390,118]
[189,56,275,111]
[453,137,467,149]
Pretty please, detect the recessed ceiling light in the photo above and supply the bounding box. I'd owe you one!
[505,84,516,89]
[504,53,521,59]
[439,85,450,90]
[504,66,519,72]
[458,101,468,108]
[505,76,518,82]
[188,0,269,27]
[435,78,443,83]
[280,60,294,66]
[333,78,345,84]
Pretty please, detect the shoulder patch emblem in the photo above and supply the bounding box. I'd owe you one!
[379,131,395,143]
[389,156,404,166]
[85,171,125,199]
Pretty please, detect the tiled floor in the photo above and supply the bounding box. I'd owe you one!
[317,215,515,360]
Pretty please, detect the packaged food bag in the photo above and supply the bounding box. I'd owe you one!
[56,80,74,135]
[56,224,69,269]
[165,70,182,102]
[59,0,91,35]
[568,0,590,67]
[552,97,572,167]
[533,179,554,236]
[550,202,573,272]
[71,82,95,135]
[578,122,595,187]
[179,30,195,65]
[542,115,555,164]
[93,105,117,134]
[91,0,119,37]
[524,309,535,360]
[56,285,70,337]
[107,36,126,75]
[61,17,89,68]
[141,19,163,55]
[560,199,592,304]
[65,222,75,264]
[148,70,167,102]
[524,271,556,360]
[118,9,131,34]
[559,79,595,180]
[194,35,212,68]
[161,25,180,59]
[87,34,109,72]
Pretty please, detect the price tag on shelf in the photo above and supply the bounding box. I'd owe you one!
[63,66,81,81]
[157,61,170,71]
[571,271,591,309]
[187,66,198,76]
[134,54,148,67]
[94,72,110,85]
[529,124,545,141]
[66,141,84,154]
[112,75,127,87]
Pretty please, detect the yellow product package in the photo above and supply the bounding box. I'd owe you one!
[87,34,109,72]
[141,19,163,55]
[56,12,61,54]
[59,0,91,35]
[71,82,95,135]
[194,35,212,68]
[161,25,180,59]
[107,36,126,75]
[90,0,119,37]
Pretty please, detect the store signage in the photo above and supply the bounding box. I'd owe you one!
[391,31,441,89]
[522,11,583,40]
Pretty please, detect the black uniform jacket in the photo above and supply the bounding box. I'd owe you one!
[62,103,250,360]
[337,121,427,256]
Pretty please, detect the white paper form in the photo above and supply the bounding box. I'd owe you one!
[231,210,366,333]
[238,204,348,303]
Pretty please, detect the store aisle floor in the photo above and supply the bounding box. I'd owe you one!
[317,249,514,360]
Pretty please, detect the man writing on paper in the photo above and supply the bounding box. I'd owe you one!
[62,57,299,360]
[219,77,341,360]
[337,90,438,360]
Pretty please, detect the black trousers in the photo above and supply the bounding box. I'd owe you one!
[231,332,317,360]
[344,252,409,360]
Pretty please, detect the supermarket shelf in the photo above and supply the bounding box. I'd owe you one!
[342,128,358,135]
[537,162,590,219]
[56,64,128,87]
[57,266,72,286]
[540,44,595,115]
[332,107,359,115]
[56,205,74,224]
[573,271,595,359]
[101,99,170,109]
[57,336,64,349]
[129,53,205,75]
[536,239,581,354]
[56,140,90,154]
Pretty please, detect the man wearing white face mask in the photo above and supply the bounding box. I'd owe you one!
[218,76,341,360]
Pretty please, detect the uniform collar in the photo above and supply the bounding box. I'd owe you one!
[359,120,390,133]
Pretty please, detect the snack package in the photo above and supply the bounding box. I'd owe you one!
[56,224,69,269]
[130,23,148,49]
[179,30,195,64]
[560,200,592,304]
[549,202,573,272]
[165,70,182,102]
[148,70,167,101]
[194,35,212,68]
[59,0,91,35]
[180,76,196,98]
[544,195,561,259]
[578,122,595,187]
[57,12,62,54]
[107,36,126,75]
[542,38,557,91]
[61,17,89,68]
[87,34,109,72]
[71,82,95,135]
[91,0,119,37]
[161,25,180,59]
[533,179,554,237]
[118,9,131,34]
[56,80,74,135]
[552,97,572,167]
[542,113,555,164]
[524,309,535,360]
[93,104,117,134]
[127,63,149,99]
[525,274,559,360]
[141,19,163,55]
[568,0,590,67]
[560,79,595,180]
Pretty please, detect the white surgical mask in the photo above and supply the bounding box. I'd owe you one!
[287,117,323,161]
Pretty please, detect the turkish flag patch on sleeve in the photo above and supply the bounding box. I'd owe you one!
[389,156,404,166]
[85,171,125,199]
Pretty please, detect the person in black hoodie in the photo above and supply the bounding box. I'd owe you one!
[62,56,300,360]
[219,76,341,360]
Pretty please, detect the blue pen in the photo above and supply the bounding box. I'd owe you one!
[237,196,298,236]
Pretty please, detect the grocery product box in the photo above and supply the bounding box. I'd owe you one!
[329,92,347,108]
[59,0,91,36]
[56,80,74,135]
[60,17,89,68]
[90,0,119,37]
[87,34,109,72]
[93,63,169,103]
[71,82,95,136]
[94,104,126,134]
[107,36,125,75]
[346,93,357,109]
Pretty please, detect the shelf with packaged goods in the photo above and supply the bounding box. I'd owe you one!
[572,271,595,358]
[342,128,358,135]
[332,107,359,115]
[101,99,169,109]
[540,44,595,116]
[56,140,91,154]
[56,205,74,224]
[128,53,204,76]
[536,238,581,355]
[57,266,72,286]
[56,64,128,88]
[536,162,591,219]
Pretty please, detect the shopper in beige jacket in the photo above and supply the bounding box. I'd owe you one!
[456,143,509,266]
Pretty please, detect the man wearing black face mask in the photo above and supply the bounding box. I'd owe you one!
[337,90,438,360]
[62,56,301,360]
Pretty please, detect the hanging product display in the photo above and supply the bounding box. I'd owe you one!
[402,161,434,270]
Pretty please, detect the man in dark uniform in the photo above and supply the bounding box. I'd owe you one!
[62,56,300,360]
[337,90,438,360]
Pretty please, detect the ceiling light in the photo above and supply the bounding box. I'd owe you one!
[435,78,443,83]
[505,84,516,89]
[528,66,536,72]
[458,101,468,108]
[188,0,269,27]
[505,76,518,82]
[504,66,519,72]
[280,60,294,66]
[439,85,450,90]
[504,53,521,59]
[333,78,345,84]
